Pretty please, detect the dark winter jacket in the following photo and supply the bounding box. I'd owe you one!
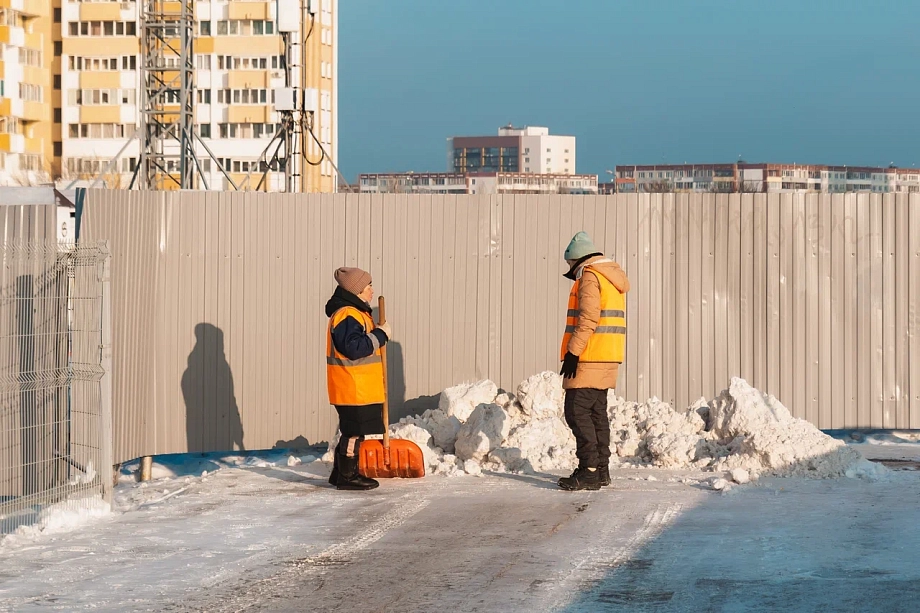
[324,286,388,360]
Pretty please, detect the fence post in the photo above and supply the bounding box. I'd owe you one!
[99,241,114,503]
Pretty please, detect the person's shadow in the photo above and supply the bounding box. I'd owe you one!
[181,323,244,453]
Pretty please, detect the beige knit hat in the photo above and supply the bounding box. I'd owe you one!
[334,266,372,296]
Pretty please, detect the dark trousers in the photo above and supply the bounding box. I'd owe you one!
[563,388,611,469]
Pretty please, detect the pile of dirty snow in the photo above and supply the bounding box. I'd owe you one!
[335,372,885,483]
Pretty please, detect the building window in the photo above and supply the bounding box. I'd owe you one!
[199,20,211,35]
[54,141,62,157]
[69,89,135,106]
[217,55,272,70]
[217,89,267,104]
[54,41,62,56]
[19,48,43,67]
[21,155,41,172]
[54,75,61,90]
[196,55,211,70]
[54,7,61,22]
[199,124,211,138]
[217,122,278,139]
[67,124,130,139]
[19,83,43,103]
[54,108,61,123]
[69,21,137,37]
[215,20,276,36]
[71,56,127,71]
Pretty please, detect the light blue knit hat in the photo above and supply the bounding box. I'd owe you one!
[563,231,600,261]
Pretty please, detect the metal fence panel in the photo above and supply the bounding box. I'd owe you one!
[79,191,920,465]
[0,241,111,536]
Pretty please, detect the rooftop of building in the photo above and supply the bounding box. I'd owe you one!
[615,163,920,174]
[450,125,573,141]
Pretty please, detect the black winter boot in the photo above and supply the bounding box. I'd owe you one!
[597,464,611,487]
[335,452,379,491]
[558,467,600,491]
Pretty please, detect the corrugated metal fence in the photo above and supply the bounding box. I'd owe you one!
[81,191,920,464]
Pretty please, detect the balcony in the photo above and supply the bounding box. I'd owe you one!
[0,25,25,47]
[22,101,46,122]
[227,105,271,124]
[78,2,123,20]
[20,0,48,18]
[0,133,26,154]
[79,105,121,123]
[227,70,269,89]
[228,1,269,20]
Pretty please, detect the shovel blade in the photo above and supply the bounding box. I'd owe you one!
[358,439,426,478]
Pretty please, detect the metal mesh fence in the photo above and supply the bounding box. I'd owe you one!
[0,241,111,536]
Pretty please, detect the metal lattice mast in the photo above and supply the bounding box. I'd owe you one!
[138,0,196,190]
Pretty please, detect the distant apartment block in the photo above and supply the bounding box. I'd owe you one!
[613,163,920,194]
[448,125,576,175]
[0,0,53,186]
[358,172,598,195]
[1,0,338,192]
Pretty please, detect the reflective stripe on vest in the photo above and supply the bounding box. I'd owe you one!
[326,306,385,406]
[560,268,626,363]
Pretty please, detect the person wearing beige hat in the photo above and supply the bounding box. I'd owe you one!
[324,266,392,490]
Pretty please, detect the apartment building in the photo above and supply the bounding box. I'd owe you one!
[448,125,577,175]
[614,163,920,194]
[0,0,53,186]
[358,171,598,195]
[36,0,337,192]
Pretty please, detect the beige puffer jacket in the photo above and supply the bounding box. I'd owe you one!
[563,255,630,391]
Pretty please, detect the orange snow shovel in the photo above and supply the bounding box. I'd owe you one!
[357,296,426,479]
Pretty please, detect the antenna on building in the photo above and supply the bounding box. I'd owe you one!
[68,0,237,191]
[130,0,236,190]
[253,0,350,192]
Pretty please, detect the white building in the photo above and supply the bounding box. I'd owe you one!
[448,125,577,175]
[358,171,597,195]
[57,0,337,192]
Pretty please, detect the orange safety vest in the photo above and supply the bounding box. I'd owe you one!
[326,307,385,406]
[560,268,626,363]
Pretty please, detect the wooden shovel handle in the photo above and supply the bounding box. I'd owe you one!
[378,296,390,463]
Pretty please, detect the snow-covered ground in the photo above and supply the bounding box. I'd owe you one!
[1,453,920,612]
[3,374,920,612]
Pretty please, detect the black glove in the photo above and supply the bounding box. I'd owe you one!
[560,352,580,379]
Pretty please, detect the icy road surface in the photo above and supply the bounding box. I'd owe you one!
[2,459,920,612]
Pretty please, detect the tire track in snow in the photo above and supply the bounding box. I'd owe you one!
[192,496,431,612]
[543,502,683,612]
[290,497,431,570]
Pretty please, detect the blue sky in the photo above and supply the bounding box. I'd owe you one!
[338,0,920,180]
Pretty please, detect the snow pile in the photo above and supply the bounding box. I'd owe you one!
[701,379,873,478]
[372,373,886,482]
[1,497,111,549]
[608,395,708,467]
